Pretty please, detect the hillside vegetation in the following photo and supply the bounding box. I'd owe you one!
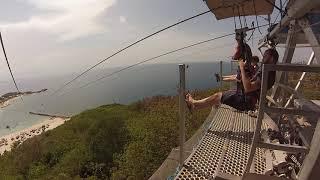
[288,72,320,100]
[0,88,223,180]
[0,72,318,180]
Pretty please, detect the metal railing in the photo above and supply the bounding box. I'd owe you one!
[245,63,320,180]
[178,64,186,167]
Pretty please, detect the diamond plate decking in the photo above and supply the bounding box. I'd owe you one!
[175,105,269,180]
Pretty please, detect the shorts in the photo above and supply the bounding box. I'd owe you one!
[221,90,255,111]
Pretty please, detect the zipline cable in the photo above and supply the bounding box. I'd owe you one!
[61,33,236,94]
[51,11,212,95]
[58,26,268,97]
[51,0,255,95]
[0,32,23,101]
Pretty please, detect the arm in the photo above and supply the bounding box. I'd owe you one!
[239,61,260,93]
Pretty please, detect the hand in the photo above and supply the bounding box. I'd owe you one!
[185,93,194,103]
[238,59,246,70]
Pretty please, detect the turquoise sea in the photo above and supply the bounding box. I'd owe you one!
[0,62,232,136]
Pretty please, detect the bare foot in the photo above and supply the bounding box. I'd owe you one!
[185,93,195,112]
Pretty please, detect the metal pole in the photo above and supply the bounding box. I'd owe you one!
[179,64,186,167]
[298,116,320,180]
[245,64,269,173]
[220,61,223,88]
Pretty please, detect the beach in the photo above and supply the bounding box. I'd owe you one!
[0,96,20,108]
[0,117,70,154]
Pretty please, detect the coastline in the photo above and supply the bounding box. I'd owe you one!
[0,88,47,109]
[0,96,20,108]
[0,117,70,154]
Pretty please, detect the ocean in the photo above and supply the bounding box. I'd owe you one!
[0,61,232,136]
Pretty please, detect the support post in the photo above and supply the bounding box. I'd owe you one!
[178,64,186,167]
[220,61,223,88]
[270,20,297,105]
[298,116,320,180]
[245,64,269,173]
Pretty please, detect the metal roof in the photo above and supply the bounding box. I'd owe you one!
[204,0,276,20]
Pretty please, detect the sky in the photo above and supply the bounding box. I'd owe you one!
[0,0,313,88]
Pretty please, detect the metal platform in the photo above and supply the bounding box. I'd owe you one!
[175,105,269,180]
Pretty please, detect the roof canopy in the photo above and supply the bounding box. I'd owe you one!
[204,0,276,20]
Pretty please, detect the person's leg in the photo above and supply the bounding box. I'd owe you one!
[222,77,236,81]
[185,92,222,110]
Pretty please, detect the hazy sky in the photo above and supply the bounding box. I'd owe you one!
[0,0,312,84]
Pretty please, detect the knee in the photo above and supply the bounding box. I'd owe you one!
[211,92,222,101]
[214,92,222,98]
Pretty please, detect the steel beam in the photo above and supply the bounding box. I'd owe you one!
[298,116,320,180]
[284,52,315,108]
[258,0,320,48]
[258,142,308,153]
[266,95,281,107]
[270,20,297,106]
[299,18,320,65]
[245,65,269,173]
[274,83,305,100]
[263,64,320,73]
[178,64,186,167]
[264,106,320,116]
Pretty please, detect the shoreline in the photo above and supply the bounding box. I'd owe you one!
[0,96,20,108]
[0,88,47,109]
[0,117,70,154]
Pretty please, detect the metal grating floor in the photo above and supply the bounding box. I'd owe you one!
[175,105,268,180]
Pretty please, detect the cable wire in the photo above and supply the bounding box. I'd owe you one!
[51,0,254,95]
[0,32,23,100]
[60,33,236,95]
[252,0,262,34]
[58,25,268,96]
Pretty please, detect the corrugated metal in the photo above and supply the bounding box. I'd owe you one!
[175,105,268,179]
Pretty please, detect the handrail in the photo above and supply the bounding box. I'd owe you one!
[178,64,186,167]
[263,63,320,72]
[245,63,320,176]
[274,83,305,100]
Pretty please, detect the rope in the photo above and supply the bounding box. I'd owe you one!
[237,5,243,29]
[241,4,248,27]
[264,0,286,14]
[247,22,256,42]
[232,6,237,30]
[252,0,262,34]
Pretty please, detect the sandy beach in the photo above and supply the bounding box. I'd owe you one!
[0,117,70,154]
[0,96,20,108]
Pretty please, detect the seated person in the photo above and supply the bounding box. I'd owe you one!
[221,56,259,83]
[215,40,253,83]
[186,48,279,111]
